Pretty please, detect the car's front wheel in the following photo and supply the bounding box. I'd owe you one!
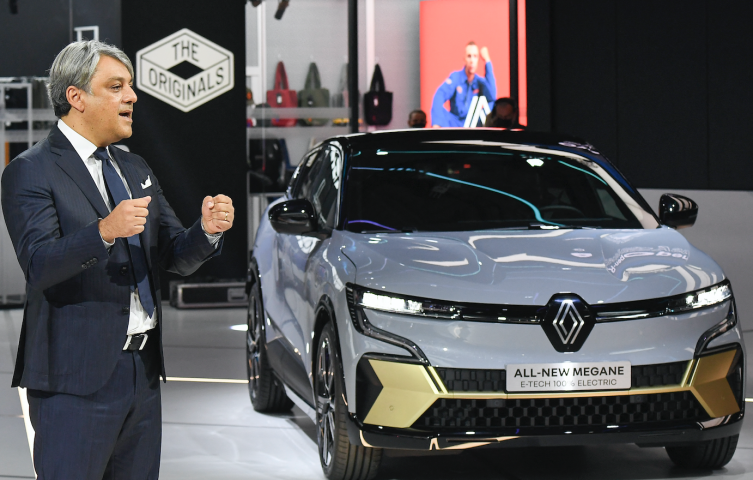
[246,278,292,412]
[665,434,739,469]
[316,321,382,480]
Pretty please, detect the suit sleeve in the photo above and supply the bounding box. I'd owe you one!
[1,156,108,291]
[137,158,222,276]
[483,62,497,101]
[431,79,456,127]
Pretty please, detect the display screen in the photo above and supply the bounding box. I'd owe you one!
[420,0,527,128]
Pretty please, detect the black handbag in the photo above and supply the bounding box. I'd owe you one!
[298,62,330,126]
[364,64,393,126]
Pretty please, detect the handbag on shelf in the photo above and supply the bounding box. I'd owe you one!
[332,63,350,126]
[364,64,393,126]
[266,61,298,127]
[298,63,330,126]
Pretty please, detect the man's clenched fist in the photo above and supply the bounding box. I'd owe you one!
[202,194,234,234]
[99,196,151,243]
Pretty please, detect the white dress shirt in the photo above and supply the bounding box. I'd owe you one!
[57,119,221,336]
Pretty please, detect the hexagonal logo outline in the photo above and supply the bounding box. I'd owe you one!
[540,294,595,353]
[136,28,234,113]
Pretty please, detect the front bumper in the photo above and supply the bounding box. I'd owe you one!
[347,346,745,451]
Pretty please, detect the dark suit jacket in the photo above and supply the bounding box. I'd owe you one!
[1,125,222,395]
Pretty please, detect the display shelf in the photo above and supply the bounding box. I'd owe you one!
[0,108,57,122]
[247,106,349,119]
[2,130,51,142]
[247,125,348,140]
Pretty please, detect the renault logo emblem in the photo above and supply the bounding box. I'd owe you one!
[553,300,585,344]
[540,294,595,352]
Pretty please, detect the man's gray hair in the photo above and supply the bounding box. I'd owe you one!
[48,40,134,117]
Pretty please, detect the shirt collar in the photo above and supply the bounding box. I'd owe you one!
[57,119,108,162]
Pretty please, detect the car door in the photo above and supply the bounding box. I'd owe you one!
[275,144,343,401]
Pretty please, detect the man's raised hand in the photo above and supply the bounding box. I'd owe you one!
[99,196,151,243]
[202,194,234,234]
[480,46,491,63]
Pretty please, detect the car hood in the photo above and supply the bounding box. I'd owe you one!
[336,227,724,305]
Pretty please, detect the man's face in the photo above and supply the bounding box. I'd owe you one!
[408,112,427,128]
[464,45,479,74]
[80,55,137,146]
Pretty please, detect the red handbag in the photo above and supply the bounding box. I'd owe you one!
[266,61,298,127]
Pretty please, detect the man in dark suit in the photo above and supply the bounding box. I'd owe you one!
[1,41,234,479]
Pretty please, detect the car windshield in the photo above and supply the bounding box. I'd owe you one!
[343,144,658,232]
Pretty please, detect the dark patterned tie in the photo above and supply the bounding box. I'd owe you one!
[94,147,155,316]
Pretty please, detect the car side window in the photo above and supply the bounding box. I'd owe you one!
[299,144,343,230]
[290,148,321,198]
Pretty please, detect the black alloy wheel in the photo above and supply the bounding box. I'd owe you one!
[246,277,292,412]
[315,321,382,480]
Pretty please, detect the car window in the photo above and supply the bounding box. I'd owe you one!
[298,144,342,230]
[343,147,659,232]
[290,148,321,198]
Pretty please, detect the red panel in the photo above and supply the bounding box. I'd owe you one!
[420,0,510,127]
[518,0,528,126]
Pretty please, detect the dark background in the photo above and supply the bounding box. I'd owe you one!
[526,0,753,190]
[121,0,248,292]
[0,0,122,76]
[1,0,248,291]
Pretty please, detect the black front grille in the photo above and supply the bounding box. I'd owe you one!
[631,361,687,388]
[435,361,689,394]
[413,392,708,430]
[436,368,507,392]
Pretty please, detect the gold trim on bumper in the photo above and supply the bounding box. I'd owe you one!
[362,350,741,429]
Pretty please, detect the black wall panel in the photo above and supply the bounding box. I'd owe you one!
[616,1,708,188]
[122,1,247,292]
[707,1,753,190]
[525,0,551,132]
[527,0,753,190]
[0,0,121,76]
[550,0,619,165]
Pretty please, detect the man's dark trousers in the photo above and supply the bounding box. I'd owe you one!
[27,338,162,479]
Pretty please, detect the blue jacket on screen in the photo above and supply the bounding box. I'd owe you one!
[431,62,496,127]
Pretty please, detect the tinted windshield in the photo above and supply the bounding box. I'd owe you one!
[343,145,658,232]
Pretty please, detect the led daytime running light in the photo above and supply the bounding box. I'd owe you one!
[678,283,732,312]
[360,292,423,315]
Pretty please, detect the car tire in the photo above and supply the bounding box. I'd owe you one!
[246,277,293,412]
[316,321,382,480]
[665,434,739,469]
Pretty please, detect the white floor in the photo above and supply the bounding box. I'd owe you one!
[0,188,752,479]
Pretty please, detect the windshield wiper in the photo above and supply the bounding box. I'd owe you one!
[528,223,599,230]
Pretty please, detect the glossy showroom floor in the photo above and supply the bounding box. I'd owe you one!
[0,188,752,479]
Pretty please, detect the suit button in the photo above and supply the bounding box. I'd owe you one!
[120,266,129,276]
[92,258,98,264]
[81,263,87,269]
[122,306,130,314]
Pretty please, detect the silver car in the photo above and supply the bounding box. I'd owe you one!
[245,129,745,480]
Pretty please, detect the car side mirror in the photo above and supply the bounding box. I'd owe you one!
[659,193,698,229]
[268,199,318,235]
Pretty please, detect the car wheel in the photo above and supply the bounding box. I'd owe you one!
[246,278,292,412]
[316,321,382,480]
[665,434,739,469]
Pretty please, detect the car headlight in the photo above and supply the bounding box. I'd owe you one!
[360,291,424,315]
[350,285,539,324]
[695,300,738,355]
[668,281,732,313]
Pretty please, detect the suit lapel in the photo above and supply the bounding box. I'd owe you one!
[51,130,111,219]
[111,147,154,270]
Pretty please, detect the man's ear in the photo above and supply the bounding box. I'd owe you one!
[66,86,86,114]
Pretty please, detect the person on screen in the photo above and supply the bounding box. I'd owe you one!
[407,109,427,128]
[431,41,496,128]
[485,97,525,129]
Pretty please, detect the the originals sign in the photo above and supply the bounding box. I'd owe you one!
[136,28,234,112]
